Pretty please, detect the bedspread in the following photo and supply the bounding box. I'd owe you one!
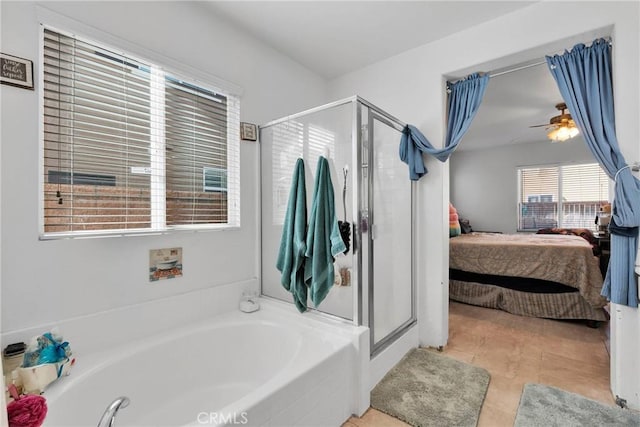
[450,233,607,307]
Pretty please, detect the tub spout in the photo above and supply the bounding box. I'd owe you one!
[97,396,130,427]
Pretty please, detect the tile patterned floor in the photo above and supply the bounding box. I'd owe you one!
[344,301,612,427]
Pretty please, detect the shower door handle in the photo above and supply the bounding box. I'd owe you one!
[370,223,377,240]
[360,218,377,239]
[360,215,369,233]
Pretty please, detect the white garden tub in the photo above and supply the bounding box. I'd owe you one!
[43,300,365,426]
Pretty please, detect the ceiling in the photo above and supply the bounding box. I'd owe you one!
[461,62,570,151]
[203,1,536,79]
[202,1,578,150]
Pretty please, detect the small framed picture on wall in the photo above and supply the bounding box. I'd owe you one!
[1,53,34,90]
[240,122,257,141]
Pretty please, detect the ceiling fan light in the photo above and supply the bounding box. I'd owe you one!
[547,125,579,142]
[568,127,579,138]
[547,127,563,141]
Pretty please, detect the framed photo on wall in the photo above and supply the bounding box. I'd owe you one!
[240,122,257,141]
[149,247,183,282]
[1,53,34,90]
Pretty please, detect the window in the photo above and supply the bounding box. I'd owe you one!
[203,167,227,193]
[518,163,609,231]
[42,28,240,236]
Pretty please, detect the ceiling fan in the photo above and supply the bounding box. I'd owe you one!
[530,102,580,142]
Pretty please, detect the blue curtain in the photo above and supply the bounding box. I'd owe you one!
[399,73,489,180]
[547,39,640,307]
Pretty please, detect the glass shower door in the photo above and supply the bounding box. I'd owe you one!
[368,110,414,354]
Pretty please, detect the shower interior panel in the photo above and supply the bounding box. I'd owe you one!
[260,102,355,320]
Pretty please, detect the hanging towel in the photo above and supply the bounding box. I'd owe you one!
[305,156,347,308]
[276,158,309,312]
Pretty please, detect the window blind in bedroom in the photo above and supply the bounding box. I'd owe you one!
[517,163,609,231]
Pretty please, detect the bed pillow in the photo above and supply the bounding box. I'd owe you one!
[536,227,600,255]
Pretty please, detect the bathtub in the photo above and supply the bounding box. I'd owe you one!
[42,300,366,426]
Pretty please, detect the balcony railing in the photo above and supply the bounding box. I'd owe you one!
[518,201,606,231]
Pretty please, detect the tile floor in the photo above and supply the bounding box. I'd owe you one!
[344,301,613,427]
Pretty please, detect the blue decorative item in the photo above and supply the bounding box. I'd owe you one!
[22,329,72,368]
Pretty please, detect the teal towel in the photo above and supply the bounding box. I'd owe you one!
[305,156,347,308]
[276,158,308,312]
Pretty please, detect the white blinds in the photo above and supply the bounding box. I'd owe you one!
[42,28,240,236]
[267,121,337,225]
[559,163,609,229]
[270,120,303,225]
[561,164,609,202]
[518,163,609,231]
[519,167,559,202]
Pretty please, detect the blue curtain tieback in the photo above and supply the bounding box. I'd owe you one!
[399,73,489,180]
[614,165,630,182]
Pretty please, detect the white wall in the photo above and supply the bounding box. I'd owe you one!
[0,1,326,334]
[450,139,595,234]
[328,1,639,408]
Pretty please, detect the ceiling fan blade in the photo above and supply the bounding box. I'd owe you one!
[529,124,549,128]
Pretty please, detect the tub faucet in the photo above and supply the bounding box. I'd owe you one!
[97,396,130,427]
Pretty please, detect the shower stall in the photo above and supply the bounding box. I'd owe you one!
[260,96,415,355]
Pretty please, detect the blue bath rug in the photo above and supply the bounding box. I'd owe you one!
[514,383,640,427]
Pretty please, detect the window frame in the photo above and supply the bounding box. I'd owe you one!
[38,22,242,240]
[516,162,610,232]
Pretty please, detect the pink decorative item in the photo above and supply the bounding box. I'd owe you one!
[449,203,459,222]
[449,202,461,237]
[7,385,47,427]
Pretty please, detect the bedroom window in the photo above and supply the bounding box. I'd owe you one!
[517,163,609,231]
[42,28,240,237]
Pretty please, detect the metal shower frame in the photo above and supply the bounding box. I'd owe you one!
[258,96,416,356]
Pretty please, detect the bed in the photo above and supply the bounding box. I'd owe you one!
[449,232,608,322]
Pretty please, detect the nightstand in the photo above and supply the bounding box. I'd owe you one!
[595,232,610,276]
